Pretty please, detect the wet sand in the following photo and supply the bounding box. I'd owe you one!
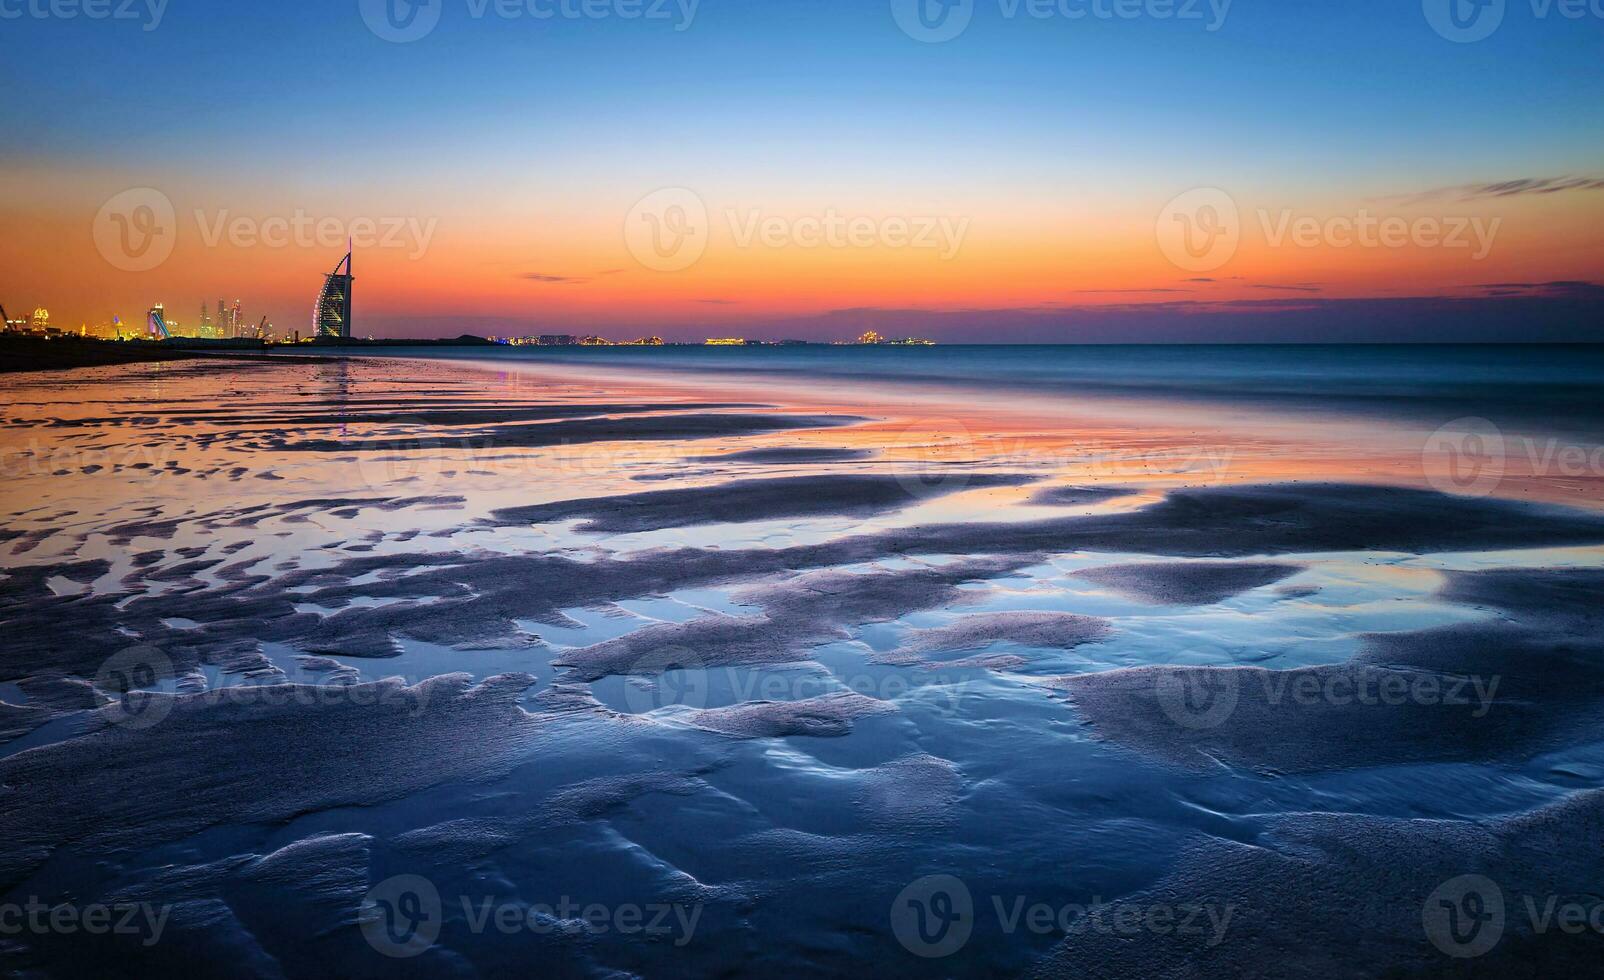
[1,353,1602,977]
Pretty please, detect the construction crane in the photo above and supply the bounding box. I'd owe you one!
[0,302,11,331]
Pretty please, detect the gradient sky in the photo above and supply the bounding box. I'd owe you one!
[3,0,1602,340]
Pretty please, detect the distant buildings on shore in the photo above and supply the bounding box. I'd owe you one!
[6,261,936,350]
[853,330,935,346]
[495,335,666,347]
[485,334,937,347]
[701,332,933,346]
[0,295,280,343]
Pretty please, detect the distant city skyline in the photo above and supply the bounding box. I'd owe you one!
[3,0,1602,341]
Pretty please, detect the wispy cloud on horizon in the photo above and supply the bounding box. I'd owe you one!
[1474,280,1604,298]
[520,273,590,284]
[1072,287,1194,294]
[1377,175,1604,206]
[1250,283,1323,293]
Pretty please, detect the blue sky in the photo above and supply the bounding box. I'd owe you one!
[4,0,1602,338]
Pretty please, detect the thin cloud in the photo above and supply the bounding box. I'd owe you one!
[520,273,589,285]
[1378,175,1604,206]
[1250,283,1323,294]
[1475,280,1604,298]
[1072,288,1194,294]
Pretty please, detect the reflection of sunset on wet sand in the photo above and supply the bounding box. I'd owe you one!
[3,347,1604,975]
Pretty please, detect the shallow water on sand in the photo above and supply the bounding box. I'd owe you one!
[2,353,1603,977]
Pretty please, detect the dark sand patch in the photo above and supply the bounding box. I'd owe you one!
[1028,485,1137,506]
[0,336,280,374]
[490,473,1039,533]
[1031,787,1604,978]
[0,673,539,888]
[875,611,1111,666]
[1055,568,1604,774]
[694,447,876,464]
[36,834,380,979]
[0,675,108,743]
[685,692,895,739]
[900,483,1604,558]
[555,558,1036,682]
[392,767,722,866]
[268,413,860,453]
[1076,561,1305,605]
[100,496,464,543]
[153,401,763,429]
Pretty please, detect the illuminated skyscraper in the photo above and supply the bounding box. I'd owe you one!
[147,304,170,339]
[231,300,242,338]
[314,248,353,339]
[200,302,211,331]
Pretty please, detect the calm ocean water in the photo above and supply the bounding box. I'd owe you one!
[368,344,1604,435]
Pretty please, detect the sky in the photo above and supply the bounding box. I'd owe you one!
[2,0,1602,341]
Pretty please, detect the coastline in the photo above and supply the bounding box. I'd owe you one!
[338,346,1604,511]
[3,349,1604,976]
[0,335,341,374]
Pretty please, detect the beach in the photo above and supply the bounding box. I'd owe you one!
[3,348,1604,977]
